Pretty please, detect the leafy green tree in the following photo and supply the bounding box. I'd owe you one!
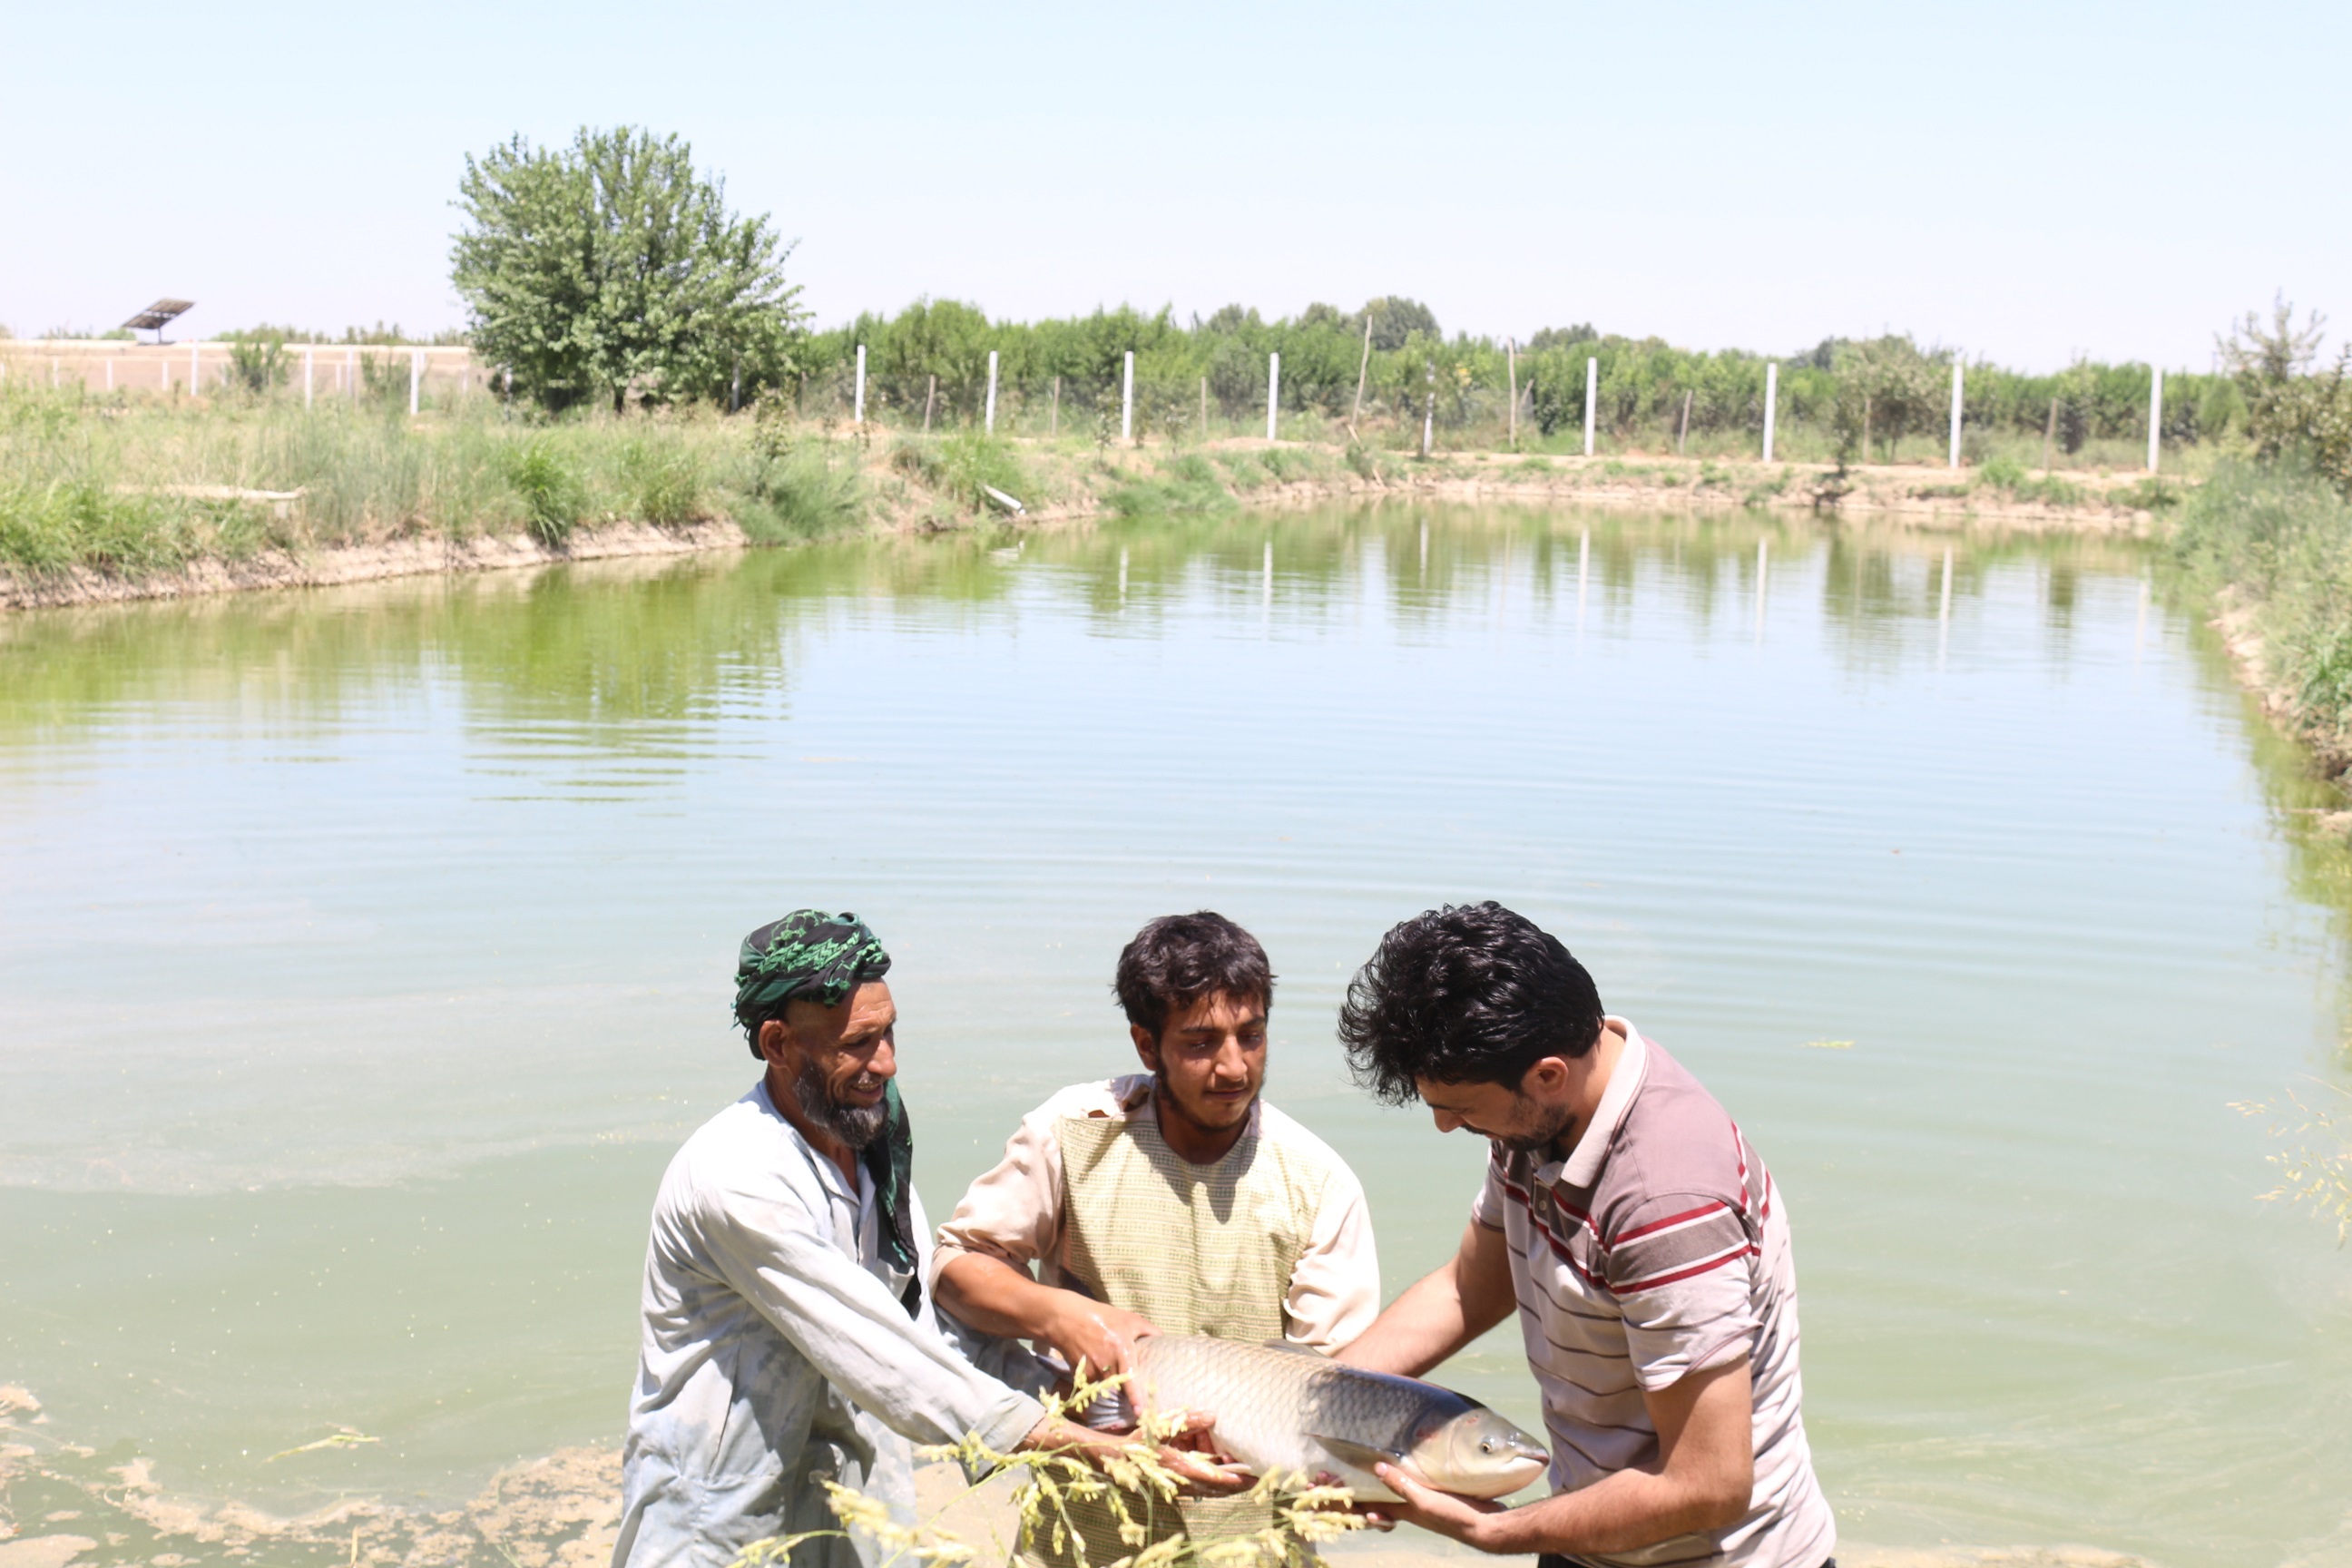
[1363,296,1439,351]
[2223,298,2352,495]
[451,127,807,413]
[1832,335,1946,459]
[856,298,995,423]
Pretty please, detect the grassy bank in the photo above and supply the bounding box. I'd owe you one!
[2,376,2195,603]
[2173,460,2352,769]
[0,385,880,580]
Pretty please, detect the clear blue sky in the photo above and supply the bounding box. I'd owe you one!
[3,0,2341,370]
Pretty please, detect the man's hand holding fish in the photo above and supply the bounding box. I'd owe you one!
[930,913,1384,1568]
[1332,904,1838,1568]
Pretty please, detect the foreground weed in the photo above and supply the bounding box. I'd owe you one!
[729,1368,1364,1568]
[2234,1080,2352,1243]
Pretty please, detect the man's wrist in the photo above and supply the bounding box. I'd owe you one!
[1454,1508,1499,1553]
[1031,1292,1075,1357]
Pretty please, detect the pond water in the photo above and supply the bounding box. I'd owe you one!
[3,505,2348,1568]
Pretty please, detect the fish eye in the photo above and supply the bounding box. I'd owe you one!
[1480,1439,1496,1454]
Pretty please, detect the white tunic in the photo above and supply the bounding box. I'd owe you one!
[614,1080,1045,1568]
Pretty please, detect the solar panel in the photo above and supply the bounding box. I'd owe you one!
[122,299,195,337]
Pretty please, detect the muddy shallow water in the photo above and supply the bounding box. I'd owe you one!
[3,505,2347,1568]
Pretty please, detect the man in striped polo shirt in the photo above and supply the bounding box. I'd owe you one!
[1333,902,1835,1568]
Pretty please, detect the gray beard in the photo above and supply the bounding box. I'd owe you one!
[793,1058,889,1150]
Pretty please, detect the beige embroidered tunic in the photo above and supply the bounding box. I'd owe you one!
[933,1074,1379,1564]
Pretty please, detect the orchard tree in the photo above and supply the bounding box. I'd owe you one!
[2223,298,2352,494]
[452,127,806,413]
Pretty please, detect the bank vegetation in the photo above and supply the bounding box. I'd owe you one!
[2171,301,2352,772]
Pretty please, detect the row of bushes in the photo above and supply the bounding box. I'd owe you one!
[797,297,2237,456]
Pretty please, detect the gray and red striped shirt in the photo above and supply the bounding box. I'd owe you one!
[1471,1020,1834,1568]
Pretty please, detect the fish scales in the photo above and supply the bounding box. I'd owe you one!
[1127,1335,1548,1503]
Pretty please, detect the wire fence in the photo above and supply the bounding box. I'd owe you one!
[0,341,485,404]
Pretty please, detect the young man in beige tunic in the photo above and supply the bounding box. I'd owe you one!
[932,911,1380,1565]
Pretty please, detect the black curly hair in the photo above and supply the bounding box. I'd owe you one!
[1113,911,1274,1038]
[1337,902,1603,1104]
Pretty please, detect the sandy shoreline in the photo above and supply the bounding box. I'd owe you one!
[0,448,2170,615]
[0,1386,2161,1568]
[0,1426,2158,1568]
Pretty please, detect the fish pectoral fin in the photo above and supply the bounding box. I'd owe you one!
[1306,1435,1402,1475]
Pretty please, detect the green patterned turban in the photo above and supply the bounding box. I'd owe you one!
[731,908,922,1311]
[734,910,893,1051]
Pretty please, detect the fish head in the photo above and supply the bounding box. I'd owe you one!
[1406,1406,1550,1499]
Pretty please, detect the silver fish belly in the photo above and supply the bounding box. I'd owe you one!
[1125,1336,1549,1504]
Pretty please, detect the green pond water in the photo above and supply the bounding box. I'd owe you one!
[2,505,2348,1567]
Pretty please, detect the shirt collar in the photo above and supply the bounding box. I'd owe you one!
[753,1074,867,1203]
[1534,1017,1648,1189]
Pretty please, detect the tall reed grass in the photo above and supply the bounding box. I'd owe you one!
[2173,459,2352,759]
[0,383,869,578]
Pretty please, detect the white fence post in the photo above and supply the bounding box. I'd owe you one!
[2147,368,2163,473]
[1122,351,1135,443]
[304,347,315,409]
[1506,338,1517,447]
[985,349,998,435]
[1763,362,1779,463]
[1267,351,1280,441]
[346,347,356,399]
[408,348,421,416]
[105,358,114,392]
[1583,357,1597,456]
[190,341,201,397]
[853,344,867,425]
[1948,361,1964,469]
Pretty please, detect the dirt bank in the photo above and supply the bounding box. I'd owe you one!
[0,520,750,612]
[1,446,2174,615]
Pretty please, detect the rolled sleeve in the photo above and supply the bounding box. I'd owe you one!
[930,1103,1069,1289]
[699,1177,1044,1451]
[1603,1191,1759,1393]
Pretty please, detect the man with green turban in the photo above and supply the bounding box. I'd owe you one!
[615,912,1224,1568]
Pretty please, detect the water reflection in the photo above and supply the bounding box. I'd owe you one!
[0,509,2162,763]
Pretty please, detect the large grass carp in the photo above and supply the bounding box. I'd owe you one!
[1106,1335,1549,1503]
